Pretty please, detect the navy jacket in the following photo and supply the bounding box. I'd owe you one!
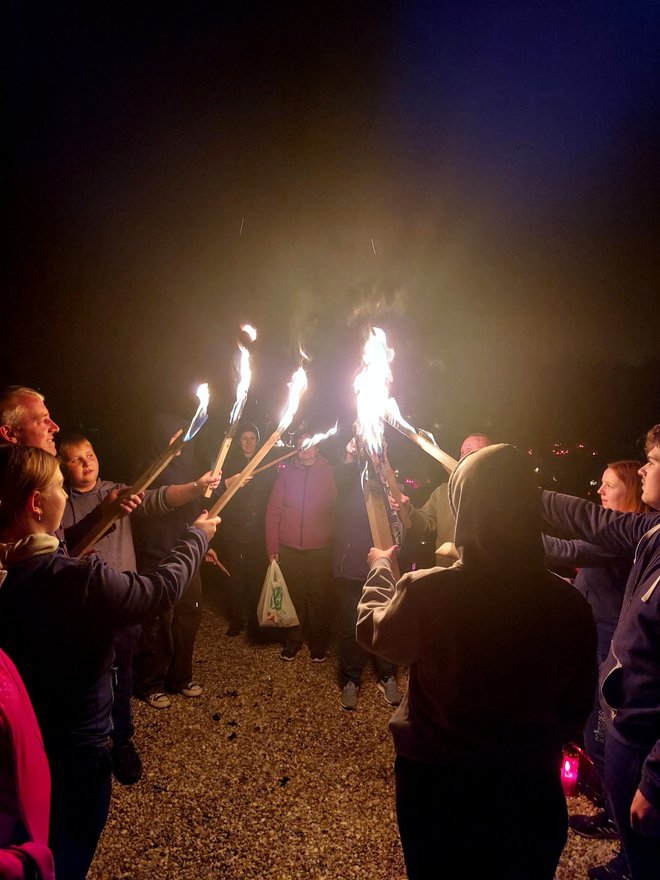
[0,527,207,753]
[542,491,660,806]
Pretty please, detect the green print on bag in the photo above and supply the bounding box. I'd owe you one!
[257,560,300,628]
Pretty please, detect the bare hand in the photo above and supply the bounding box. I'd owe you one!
[387,492,410,513]
[631,787,660,836]
[195,470,221,493]
[367,545,399,568]
[101,488,144,519]
[226,473,253,492]
[204,548,230,576]
[269,553,279,563]
[193,510,221,542]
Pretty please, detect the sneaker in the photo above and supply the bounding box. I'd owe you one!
[226,624,244,637]
[341,681,359,710]
[146,692,171,710]
[570,811,619,840]
[378,676,403,706]
[587,851,631,880]
[279,646,300,661]
[179,682,203,698]
[310,652,327,663]
[112,738,143,786]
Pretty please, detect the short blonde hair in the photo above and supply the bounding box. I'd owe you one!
[0,386,45,429]
[0,445,59,528]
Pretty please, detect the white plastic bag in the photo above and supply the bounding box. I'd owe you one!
[256,560,300,628]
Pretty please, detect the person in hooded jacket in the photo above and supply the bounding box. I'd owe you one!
[214,422,278,638]
[266,430,337,661]
[0,444,219,879]
[541,424,660,880]
[357,444,597,880]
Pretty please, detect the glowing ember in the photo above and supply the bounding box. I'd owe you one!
[278,366,308,433]
[299,422,338,450]
[354,327,393,455]
[183,383,210,441]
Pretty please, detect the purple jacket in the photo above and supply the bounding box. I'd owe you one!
[266,454,336,556]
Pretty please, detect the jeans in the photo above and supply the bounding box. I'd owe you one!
[337,577,395,685]
[278,545,332,653]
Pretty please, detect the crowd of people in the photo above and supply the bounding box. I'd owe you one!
[0,382,658,880]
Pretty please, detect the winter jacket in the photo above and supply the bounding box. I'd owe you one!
[542,491,660,806]
[265,454,336,557]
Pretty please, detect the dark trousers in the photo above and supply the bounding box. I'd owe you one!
[219,539,268,633]
[135,570,202,694]
[278,545,332,653]
[49,742,113,880]
[111,624,141,741]
[338,577,395,685]
[395,755,567,880]
[604,737,660,880]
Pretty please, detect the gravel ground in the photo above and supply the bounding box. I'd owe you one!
[88,586,621,880]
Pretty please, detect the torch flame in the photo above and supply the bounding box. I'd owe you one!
[241,324,257,342]
[229,343,252,424]
[354,327,393,455]
[299,422,338,451]
[385,397,440,448]
[277,366,308,433]
[183,383,210,442]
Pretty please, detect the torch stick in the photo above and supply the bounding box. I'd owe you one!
[384,415,458,474]
[362,466,401,581]
[207,429,284,517]
[204,427,236,499]
[207,365,307,518]
[72,384,211,557]
[371,451,412,529]
[251,448,296,475]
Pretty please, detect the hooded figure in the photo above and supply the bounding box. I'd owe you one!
[357,444,597,880]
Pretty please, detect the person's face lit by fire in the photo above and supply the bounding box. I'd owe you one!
[0,393,60,455]
[459,434,491,459]
[61,441,100,493]
[239,431,257,459]
[597,468,629,511]
[296,437,318,466]
[639,446,660,510]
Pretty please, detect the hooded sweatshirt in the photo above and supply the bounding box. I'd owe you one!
[357,444,597,770]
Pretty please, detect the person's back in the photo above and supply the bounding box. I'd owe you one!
[358,444,597,880]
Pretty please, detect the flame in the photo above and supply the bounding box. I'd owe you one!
[299,422,338,450]
[385,397,440,448]
[241,323,257,342]
[229,343,252,424]
[183,383,210,442]
[299,346,310,362]
[354,327,392,455]
[277,366,308,433]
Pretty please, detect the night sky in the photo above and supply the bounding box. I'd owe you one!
[6,2,660,477]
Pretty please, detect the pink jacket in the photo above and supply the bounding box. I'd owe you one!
[266,454,336,556]
[0,649,54,880]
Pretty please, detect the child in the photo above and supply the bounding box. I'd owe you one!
[59,433,219,785]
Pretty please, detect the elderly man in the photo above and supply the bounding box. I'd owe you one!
[398,432,492,567]
[0,385,60,453]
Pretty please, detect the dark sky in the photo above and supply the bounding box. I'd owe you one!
[6,2,660,472]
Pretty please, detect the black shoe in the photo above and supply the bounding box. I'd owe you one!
[570,810,619,840]
[587,851,631,880]
[226,624,244,637]
[279,646,300,661]
[112,738,143,785]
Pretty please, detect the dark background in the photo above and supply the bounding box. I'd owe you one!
[6,2,659,489]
